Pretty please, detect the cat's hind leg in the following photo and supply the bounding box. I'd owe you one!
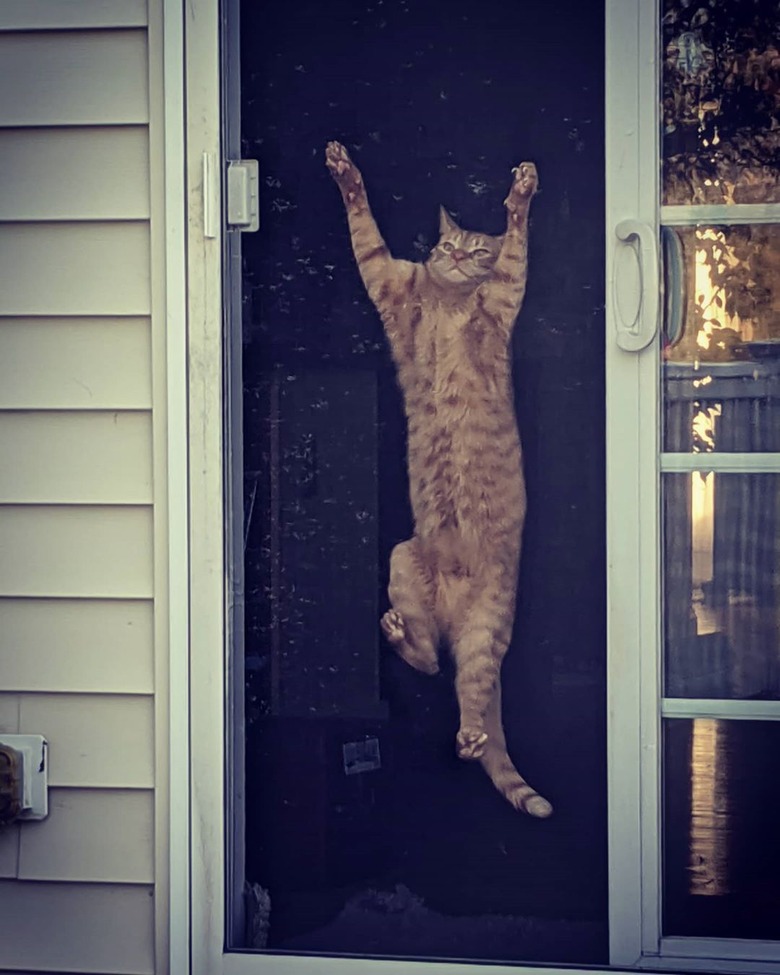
[383,539,440,676]
[452,635,503,761]
[450,577,515,761]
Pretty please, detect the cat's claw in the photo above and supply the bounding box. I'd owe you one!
[325,141,362,186]
[381,610,440,675]
[456,727,488,761]
[380,609,406,645]
[511,162,538,196]
[504,161,538,213]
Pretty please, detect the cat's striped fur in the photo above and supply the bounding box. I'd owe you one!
[326,141,551,818]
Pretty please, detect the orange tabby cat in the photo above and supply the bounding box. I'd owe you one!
[326,141,552,818]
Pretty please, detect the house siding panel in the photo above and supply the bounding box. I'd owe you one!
[0,881,155,974]
[0,506,153,598]
[0,318,152,410]
[0,30,148,126]
[0,7,166,973]
[16,693,155,789]
[0,127,150,221]
[0,411,153,504]
[0,597,154,694]
[0,0,147,30]
[0,222,151,316]
[18,788,154,883]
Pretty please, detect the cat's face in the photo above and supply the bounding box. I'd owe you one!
[427,208,501,287]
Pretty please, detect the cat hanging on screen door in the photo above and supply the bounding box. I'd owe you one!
[326,141,551,818]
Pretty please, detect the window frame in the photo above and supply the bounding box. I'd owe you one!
[605,0,660,965]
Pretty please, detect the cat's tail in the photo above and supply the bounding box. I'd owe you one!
[480,684,553,818]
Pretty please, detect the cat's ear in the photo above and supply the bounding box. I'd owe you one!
[439,206,461,236]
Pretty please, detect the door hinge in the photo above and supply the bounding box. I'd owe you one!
[226,159,260,232]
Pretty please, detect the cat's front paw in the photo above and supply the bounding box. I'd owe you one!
[504,161,538,214]
[456,726,488,761]
[325,141,363,192]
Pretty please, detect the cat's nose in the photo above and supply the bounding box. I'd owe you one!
[451,249,466,261]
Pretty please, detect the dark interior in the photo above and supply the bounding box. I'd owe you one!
[239,0,607,963]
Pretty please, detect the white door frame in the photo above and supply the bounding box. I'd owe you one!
[606,3,780,973]
[176,0,227,972]
[605,0,661,967]
[175,0,715,973]
[161,0,193,971]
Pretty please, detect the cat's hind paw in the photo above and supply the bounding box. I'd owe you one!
[380,609,406,646]
[456,726,488,761]
[381,610,440,675]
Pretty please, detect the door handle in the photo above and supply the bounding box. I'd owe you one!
[614,219,659,352]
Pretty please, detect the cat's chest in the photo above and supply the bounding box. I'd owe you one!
[414,300,474,373]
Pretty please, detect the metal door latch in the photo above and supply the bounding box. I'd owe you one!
[226,160,260,232]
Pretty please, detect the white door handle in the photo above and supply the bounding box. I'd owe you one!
[614,219,659,352]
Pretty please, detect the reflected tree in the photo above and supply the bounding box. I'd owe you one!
[663,0,780,205]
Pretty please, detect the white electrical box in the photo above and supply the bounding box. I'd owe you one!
[0,734,48,823]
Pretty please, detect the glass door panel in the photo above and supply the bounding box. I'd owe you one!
[663,472,780,700]
[663,718,780,940]
[663,225,780,454]
[661,0,780,206]
[236,0,607,965]
[658,0,780,964]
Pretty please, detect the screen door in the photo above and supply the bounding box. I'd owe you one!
[232,0,607,964]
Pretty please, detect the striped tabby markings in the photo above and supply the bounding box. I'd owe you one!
[326,142,551,817]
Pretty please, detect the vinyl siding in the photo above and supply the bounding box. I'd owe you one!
[0,30,148,126]
[0,882,155,974]
[0,5,165,975]
[0,223,151,315]
[0,506,154,597]
[0,0,146,30]
[0,599,154,693]
[0,318,152,410]
[0,127,150,221]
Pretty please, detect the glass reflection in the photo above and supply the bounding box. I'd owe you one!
[664,719,780,939]
[662,0,780,205]
[663,225,780,452]
[664,473,780,700]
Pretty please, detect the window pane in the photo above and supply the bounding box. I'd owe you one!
[661,0,780,205]
[664,473,780,699]
[664,718,780,939]
[663,225,780,453]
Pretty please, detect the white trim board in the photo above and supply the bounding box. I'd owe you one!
[660,454,780,473]
[222,957,639,975]
[661,204,780,226]
[661,699,780,721]
[161,0,191,973]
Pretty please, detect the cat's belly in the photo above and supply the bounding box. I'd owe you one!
[407,418,525,563]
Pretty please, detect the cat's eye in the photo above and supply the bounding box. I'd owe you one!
[471,248,491,258]
[441,241,454,252]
